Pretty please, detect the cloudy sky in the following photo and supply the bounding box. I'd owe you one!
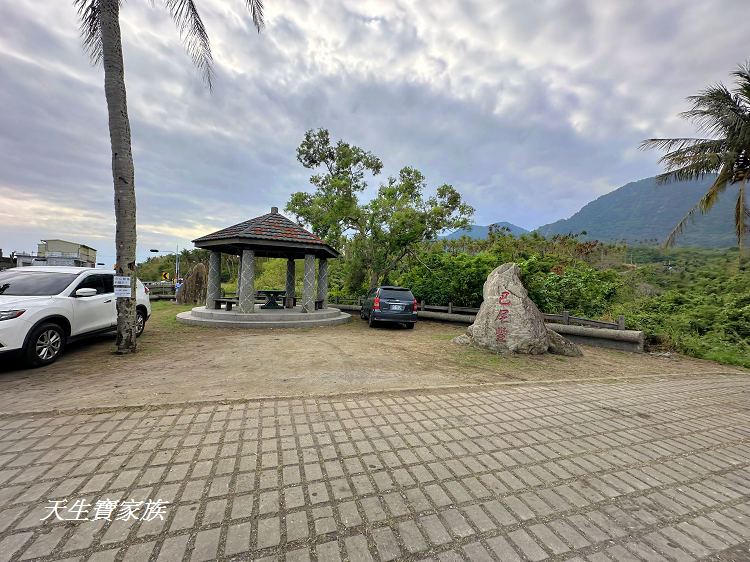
[0,0,746,264]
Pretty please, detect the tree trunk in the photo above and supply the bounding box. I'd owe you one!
[368,270,379,290]
[100,0,138,353]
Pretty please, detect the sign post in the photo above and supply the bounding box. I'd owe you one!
[114,275,132,299]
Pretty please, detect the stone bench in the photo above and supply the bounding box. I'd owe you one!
[214,297,239,311]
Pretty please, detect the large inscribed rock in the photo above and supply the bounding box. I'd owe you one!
[466,263,550,354]
[452,262,582,355]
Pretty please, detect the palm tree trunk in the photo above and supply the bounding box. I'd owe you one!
[100,0,137,353]
[739,178,747,271]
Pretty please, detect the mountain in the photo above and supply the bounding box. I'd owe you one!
[536,175,738,248]
[443,222,529,240]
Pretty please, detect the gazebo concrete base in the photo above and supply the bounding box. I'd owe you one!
[176,305,351,329]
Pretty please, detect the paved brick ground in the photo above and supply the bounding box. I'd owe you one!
[0,375,748,561]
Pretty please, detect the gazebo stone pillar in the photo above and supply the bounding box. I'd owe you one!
[238,249,256,313]
[285,258,296,308]
[236,253,243,295]
[302,254,315,313]
[206,251,221,309]
[317,258,328,309]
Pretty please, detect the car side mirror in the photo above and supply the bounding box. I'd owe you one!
[75,288,98,298]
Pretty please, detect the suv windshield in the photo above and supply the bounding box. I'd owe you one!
[0,271,79,296]
[380,288,414,300]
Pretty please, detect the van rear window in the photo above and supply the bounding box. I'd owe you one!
[380,288,414,300]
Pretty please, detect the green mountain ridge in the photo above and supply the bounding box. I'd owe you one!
[536,175,738,248]
[442,222,529,240]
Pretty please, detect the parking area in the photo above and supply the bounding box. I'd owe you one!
[0,374,748,561]
[0,302,745,415]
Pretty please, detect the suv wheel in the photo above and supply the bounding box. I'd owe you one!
[368,314,376,328]
[25,323,66,367]
[359,309,366,320]
[136,310,147,337]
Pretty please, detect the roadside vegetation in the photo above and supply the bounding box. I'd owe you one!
[400,237,748,368]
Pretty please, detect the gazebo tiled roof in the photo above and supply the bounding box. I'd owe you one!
[193,207,338,259]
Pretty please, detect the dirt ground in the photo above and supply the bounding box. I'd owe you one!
[0,301,745,414]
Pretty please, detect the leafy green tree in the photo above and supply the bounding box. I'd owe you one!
[287,129,474,289]
[73,0,263,353]
[641,62,750,262]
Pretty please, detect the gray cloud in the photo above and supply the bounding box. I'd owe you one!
[0,0,747,262]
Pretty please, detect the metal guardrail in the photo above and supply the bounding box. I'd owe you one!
[543,311,625,330]
[331,297,626,330]
[143,281,176,300]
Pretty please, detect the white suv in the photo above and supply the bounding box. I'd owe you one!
[0,267,151,367]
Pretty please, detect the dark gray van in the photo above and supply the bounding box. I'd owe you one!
[360,286,418,328]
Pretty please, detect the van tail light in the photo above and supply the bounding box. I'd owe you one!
[412,298,418,312]
[373,296,380,310]
[144,286,150,294]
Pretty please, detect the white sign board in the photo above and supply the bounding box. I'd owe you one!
[115,286,133,298]
[114,276,131,287]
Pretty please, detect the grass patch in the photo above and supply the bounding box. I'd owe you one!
[149,301,193,330]
[432,333,458,341]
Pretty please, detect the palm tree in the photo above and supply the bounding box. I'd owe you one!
[641,62,750,264]
[73,0,264,353]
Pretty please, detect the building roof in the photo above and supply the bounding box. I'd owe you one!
[40,239,97,251]
[193,208,338,259]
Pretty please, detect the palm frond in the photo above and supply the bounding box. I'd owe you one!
[664,206,697,248]
[645,62,750,251]
[244,0,265,32]
[699,165,732,212]
[664,166,732,247]
[653,153,724,184]
[731,61,750,107]
[736,180,749,243]
[681,85,750,139]
[642,138,726,184]
[639,137,717,152]
[163,0,213,88]
[74,0,103,64]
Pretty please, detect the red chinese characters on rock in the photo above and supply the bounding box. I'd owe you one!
[495,290,511,343]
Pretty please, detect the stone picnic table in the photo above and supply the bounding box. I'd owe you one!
[212,291,289,311]
[258,289,286,309]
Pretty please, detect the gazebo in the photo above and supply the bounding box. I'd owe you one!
[176,207,350,328]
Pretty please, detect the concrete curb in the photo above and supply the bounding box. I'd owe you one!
[176,309,351,329]
[547,322,645,353]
